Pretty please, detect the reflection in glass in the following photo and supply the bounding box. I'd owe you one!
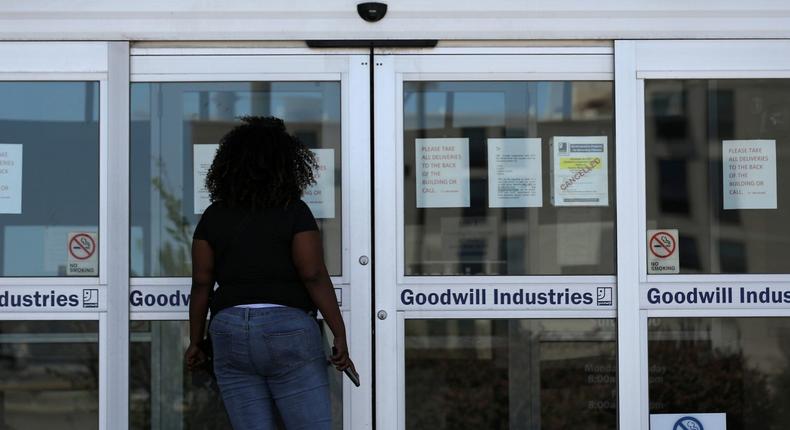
[130,320,342,430]
[0,321,99,429]
[649,318,790,429]
[403,82,614,276]
[646,79,790,273]
[405,319,616,429]
[131,82,342,277]
[0,82,100,276]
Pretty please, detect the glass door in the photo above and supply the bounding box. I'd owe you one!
[0,42,113,430]
[129,48,372,430]
[616,39,790,430]
[373,47,618,430]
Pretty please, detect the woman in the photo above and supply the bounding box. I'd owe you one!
[184,116,354,430]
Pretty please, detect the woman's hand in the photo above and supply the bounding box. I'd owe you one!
[331,336,356,373]
[185,343,207,371]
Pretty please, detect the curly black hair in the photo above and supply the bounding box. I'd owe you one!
[205,116,317,209]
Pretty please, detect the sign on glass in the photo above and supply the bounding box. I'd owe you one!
[0,144,22,214]
[723,139,777,210]
[550,136,608,207]
[303,148,335,219]
[193,145,335,218]
[487,138,542,208]
[193,144,217,214]
[415,138,470,208]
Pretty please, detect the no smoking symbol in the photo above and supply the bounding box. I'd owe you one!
[649,232,676,259]
[69,234,96,261]
[674,416,703,430]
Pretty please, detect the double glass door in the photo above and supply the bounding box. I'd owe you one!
[129,47,617,430]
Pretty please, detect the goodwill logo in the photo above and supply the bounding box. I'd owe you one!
[399,285,615,310]
[0,287,102,310]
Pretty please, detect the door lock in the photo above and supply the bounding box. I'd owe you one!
[377,310,388,320]
[358,255,369,266]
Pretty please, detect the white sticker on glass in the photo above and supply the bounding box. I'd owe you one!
[723,139,777,210]
[304,148,335,219]
[416,138,470,208]
[650,413,726,430]
[193,144,218,214]
[647,229,680,274]
[0,144,22,214]
[487,138,542,208]
[550,136,608,207]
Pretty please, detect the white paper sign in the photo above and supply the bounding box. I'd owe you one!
[550,136,608,207]
[650,413,726,430]
[487,138,542,208]
[723,140,777,210]
[304,148,335,219]
[193,144,218,214]
[647,229,680,274]
[67,232,98,276]
[416,138,470,208]
[0,144,22,214]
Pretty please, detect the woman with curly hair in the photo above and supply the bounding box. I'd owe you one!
[185,116,354,429]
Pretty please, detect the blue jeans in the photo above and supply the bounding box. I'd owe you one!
[210,306,331,430]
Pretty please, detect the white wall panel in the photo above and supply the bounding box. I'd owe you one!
[0,42,108,72]
[1,0,789,40]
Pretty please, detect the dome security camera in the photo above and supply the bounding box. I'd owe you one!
[357,2,387,22]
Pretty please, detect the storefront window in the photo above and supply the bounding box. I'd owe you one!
[0,82,100,277]
[130,320,343,430]
[648,317,790,429]
[645,79,790,274]
[403,81,614,276]
[0,321,99,429]
[405,318,616,429]
[130,82,342,277]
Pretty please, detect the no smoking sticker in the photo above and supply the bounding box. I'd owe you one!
[648,229,679,274]
[67,232,97,276]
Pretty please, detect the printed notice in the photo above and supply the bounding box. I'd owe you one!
[723,140,777,210]
[67,232,98,276]
[487,138,542,208]
[550,136,608,207]
[647,229,679,274]
[193,144,218,214]
[304,149,335,219]
[416,138,470,208]
[0,144,22,214]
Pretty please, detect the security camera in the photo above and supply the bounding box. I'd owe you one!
[357,2,387,22]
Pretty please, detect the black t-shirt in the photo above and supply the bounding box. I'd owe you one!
[193,200,319,314]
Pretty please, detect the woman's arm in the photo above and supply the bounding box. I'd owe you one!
[292,230,354,371]
[185,238,214,370]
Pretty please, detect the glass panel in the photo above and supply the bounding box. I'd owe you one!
[131,82,342,277]
[403,82,614,276]
[645,79,790,274]
[0,321,99,429]
[0,82,100,276]
[648,317,790,429]
[405,319,616,429]
[130,320,342,430]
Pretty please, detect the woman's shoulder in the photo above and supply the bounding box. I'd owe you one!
[288,199,318,232]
